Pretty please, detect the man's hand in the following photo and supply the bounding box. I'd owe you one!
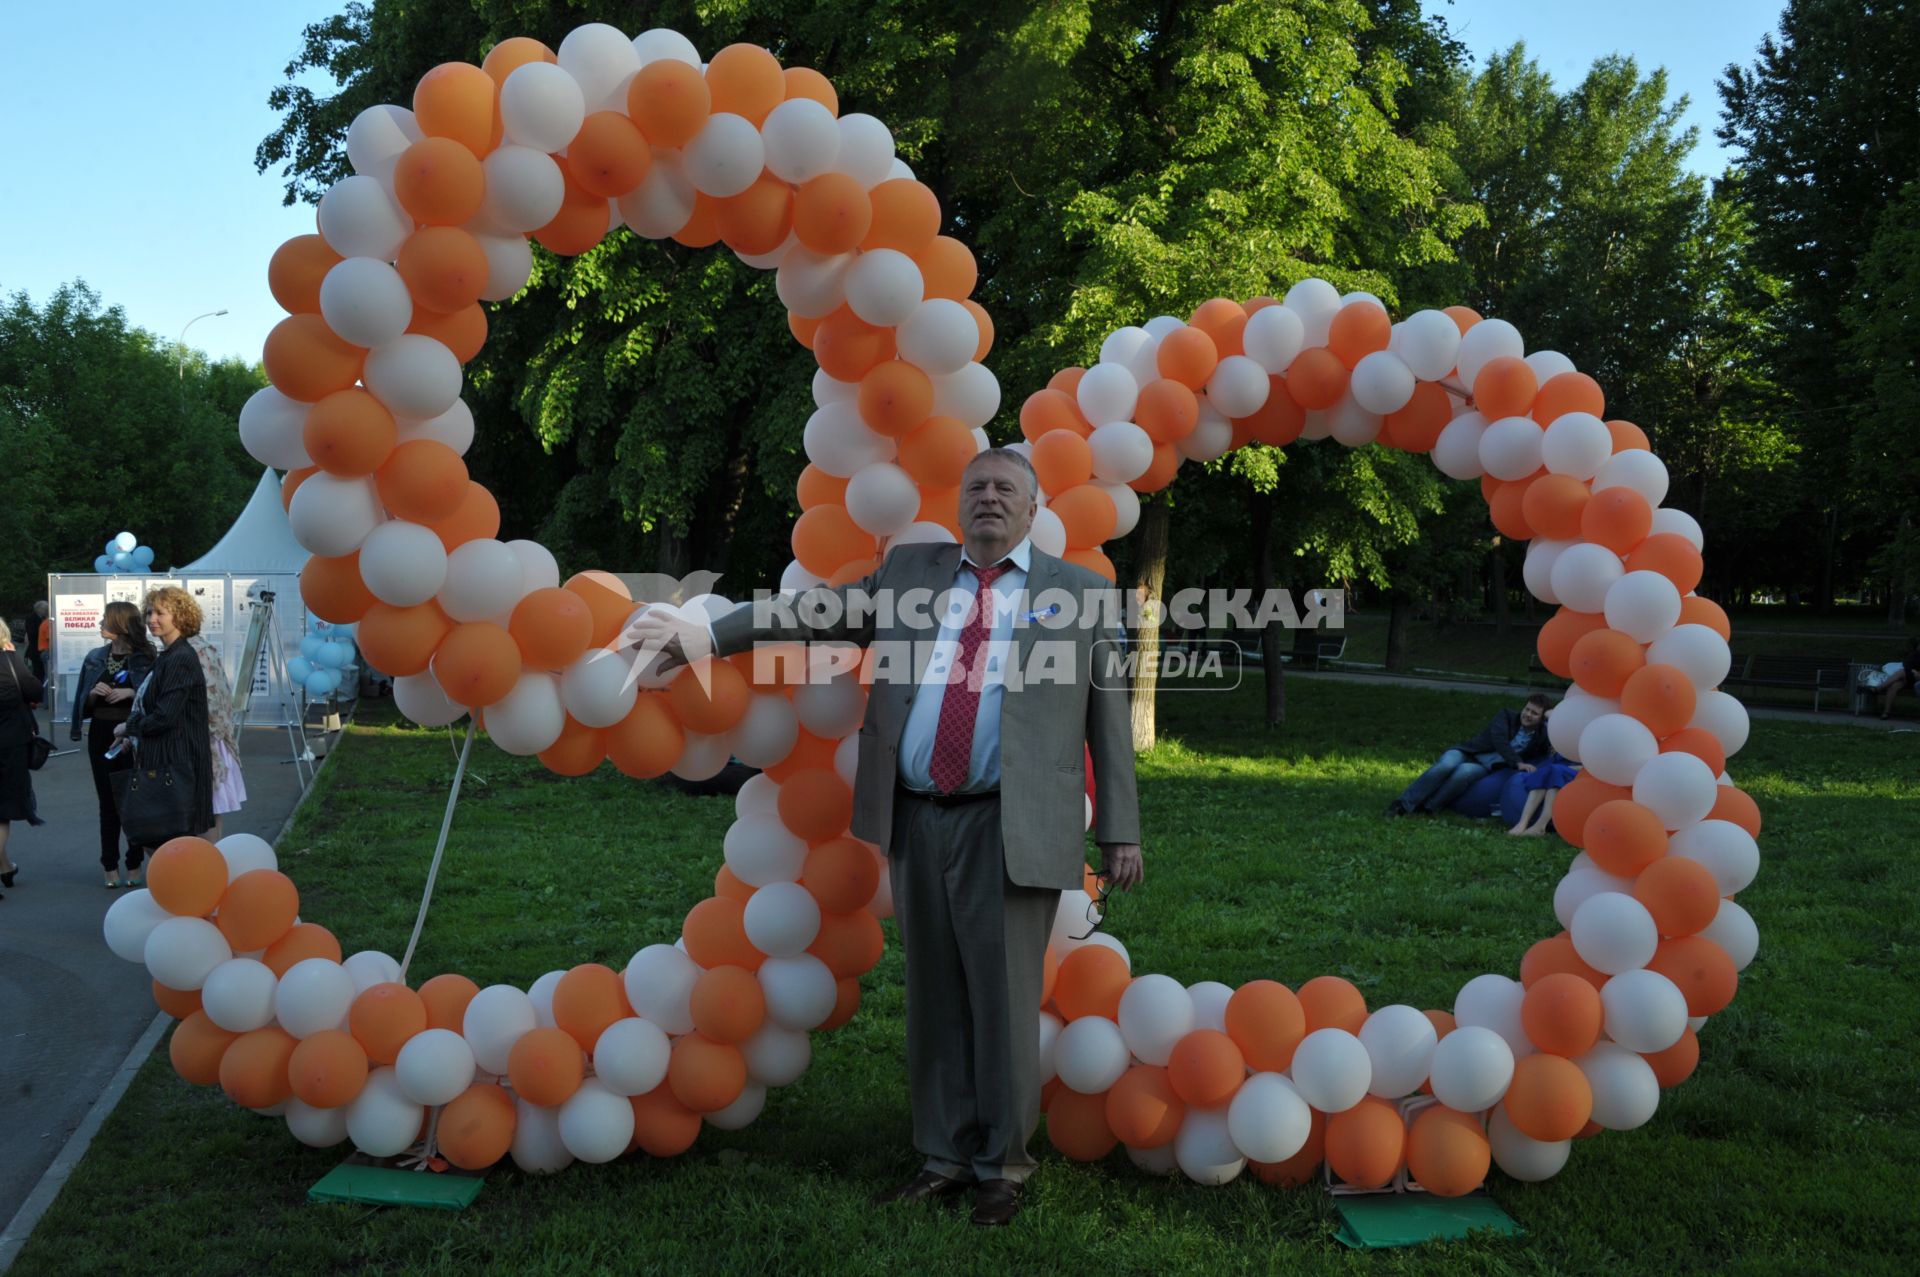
[1098,842,1144,892]
[1518,763,1536,774]
[112,722,128,739]
[618,607,714,675]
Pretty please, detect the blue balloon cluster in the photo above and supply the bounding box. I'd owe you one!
[289,621,358,700]
[93,530,156,574]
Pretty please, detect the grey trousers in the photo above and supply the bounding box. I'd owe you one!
[889,791,1061,1184]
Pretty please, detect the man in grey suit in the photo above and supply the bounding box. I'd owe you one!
[625,447,1143,1225]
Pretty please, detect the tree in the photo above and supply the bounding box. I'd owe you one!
[1845,179,1920,622]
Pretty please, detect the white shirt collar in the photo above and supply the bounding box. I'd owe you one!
[961,537,1033,574]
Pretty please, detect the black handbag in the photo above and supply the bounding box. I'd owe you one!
[4,654,51,771]
[112,757,201,847]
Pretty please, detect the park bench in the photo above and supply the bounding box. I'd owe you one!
[1721,652,1855,712]
[1284,628,1348,670]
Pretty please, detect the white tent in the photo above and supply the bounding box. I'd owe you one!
[48,468,310,726]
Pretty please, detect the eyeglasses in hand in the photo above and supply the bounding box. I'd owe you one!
[1071,881,1114,942]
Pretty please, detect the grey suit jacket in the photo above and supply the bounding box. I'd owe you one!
[711,542,1141,890]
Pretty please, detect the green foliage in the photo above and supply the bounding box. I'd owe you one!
[0,283,262,613]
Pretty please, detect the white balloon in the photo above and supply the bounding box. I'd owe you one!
[1036,1011,1063,1086]
[1128,1140,1180,1176]
[1576,1041,1660,1130]
[485,673,566,755]
[1670,820,1760,895]
[896,298,979,376]
[365,335,462,421]
[705,1081,768,1131]
[395,1028,476,1105]
[683,112,763,197]
[393,671,466,726]
[358,521,448,607]
[1479,416,1545,481]
[1578,714,1659,786]
[437,538,523,622]
[1186,981,1233,1033]
[761,98,842,183]
[1282,278,1341,346]
[1077,363,1139,427]
[742,1022,811,1087]
[1098,482,1142,537]
[1455,317,1524,385]
[398,398,476,455]
[1088,422,1154,484]
[1174,1107,1246,1186]
[482,146,567,232]
[1206,355,1270,419]
[1570,892,1659,975]
[500,62,587,153]
[463,984,538,1074]
[201,959,279,1033]
[1098,325,1151,368]
[217,833,278,881]
[526,969,565,1030]
[1054,1016,1130,1094]
[671,730,732,782]
[1226,1072,1312,1163]
[1392,309,1462,380]
[1359,1004,1440,1097]
[1634,752,1720,829]
[346,1068,424,1159]
[1240,303,1305,374]
[103,889,174,963]
[239,387,313,470]
[759,954,837,1031]
[1651,507,1705,549]
[1592,448,1670,507]
[1351,351,1415,414]
[288,472,382,559]
[1488,1106,1570,1181]
[1688,691,1750,759]
[319,258,412,350]
[774,245,853,318]
[846,462,922,536]
[832,114,895,187]
[615,150,696,238]
[1541,412,1611,479]
[623,944,699,1036]
[1176,405,1233,462]
[275,958,357,1038]
[727,694,799,769]
[1523,539,1571,606]
[1115,974,1194,1067]
[557,22,639,111]
[724,816,808,887]
[803,401,895,477]
[346,104,422,183]
[1328,394,1384,447]
[1431,411,1489,480]
[1289,1028,1372,1113]
[558,648,637,729]
[1646,624,1731,690]
[558,1078,636,1164]
[286,1099,351,1148]
[632,28,700,66]
[1604,570,1682,645]
[476,231,535,301]
[744,881,823,958]
[593,1017,672,1096]
[1525,349,1578,383]
[845,249,924,327]
[1547,686,1620,762]
[1550,542,1626,615]
[510,1097,574,1173]
[1028,507,1067,556]
[1454,974,1532,1059]
[1554,864,1634,931]
[317,175,412,261]
[1428,1024,1515,1113]
[343,950,401,993]
[1600,969,1688,1053]
[1700,898,1759,971]
[144,917,232,991]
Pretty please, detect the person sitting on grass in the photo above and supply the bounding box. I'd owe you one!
[1386,693,1553,817]
[1507,751,1579,836]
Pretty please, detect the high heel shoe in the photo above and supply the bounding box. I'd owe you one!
[0,867,15,889]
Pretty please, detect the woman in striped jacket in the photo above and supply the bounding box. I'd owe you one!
[114,587,213,875]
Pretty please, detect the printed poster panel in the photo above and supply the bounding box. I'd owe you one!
[54,593,104,675]
[186,579,228,651]
[104,578,144,607]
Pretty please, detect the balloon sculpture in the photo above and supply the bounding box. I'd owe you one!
[108,24,1760,1192]
[289,621,358,702]
[94,530,158,574]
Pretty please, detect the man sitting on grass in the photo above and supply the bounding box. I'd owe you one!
[1386,693,1553,817]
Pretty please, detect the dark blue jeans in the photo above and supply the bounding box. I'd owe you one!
[1397,748,1498,813]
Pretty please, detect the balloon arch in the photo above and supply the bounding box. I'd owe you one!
[106,24,1761,1193]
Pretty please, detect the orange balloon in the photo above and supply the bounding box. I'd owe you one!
[820,975,863,1031]
[550,963,628,1052]
[896,415,974,488]
[303,387,397,477]
[1519,932,1607,991]
[668,1032,747,1113]
[1131,441,1180,495]
[783,66,839,113]
[1677,594,1731,639]
[1298,974,1367,1035]
[668,657,750,735]
[562,574,634,647]
[671,199,725,253]
[1327,301,1390,368]
[148,837,227,917]
[1581,486,1653,555]
[264,922,341,976]
[801,838,879,914]
[963,299,994,361]
[791,503,876,578]
[1062,548,1117,581]
[629,59,710,148]
[396,226,489,314]
[1648,936,1738,1015]
[1532,371,1605,424]
[1486,475,1539,541]
[1473,356,1538,420]
[1426,1009,1457,1039]
[704,43,784,125]
[715,864,756,904]
[1634,855,1721,938]
[376,439,468,523]
[1642,1027,1700,1088]
[357,601,453,678]
[1520,972,1603,1056]
[1188,298,1248,356]
[862,179,941,255]
[1127,379,1196,445]
[392,137,485,226]
[439,1082,516,1169]
[1053,946,1130,1021]
[509,1026,586,1106]
[1568,628,1646,698]
[536,171,612,257]
[1659,727,1727,778]
[1383,381,1451,452]
[1326,1096,1406,1189]
[1249,1107,1327,1187]
[1236,378,1305,447]
[1608,419,1651,452]
[407,301,488,363]
[268,235,341,315]
[808,908,884,978]
[263,314,365,403]
[1523,474,1591,540]
[797,464,851,510]
[433,622,521,708]
[481,36,554,86]
[349,983,428,1065]
[1166,1029,1246,1108]
[915,485,962,539]
[413,62,497,157]
[568,111,653,198]
[1443,305,1482,335]
[1552,774,1630,850]
[813,306,896,381]
[288,1029,370,1108]
[1225,979,1306,1072]
[1049,485,1118,550]
[215,869,299,952]
[1020,388,1090,441]
[1621,662,1697,737]
[1031,430,1094,495]
[539,717,607,777]
[607,692,684,780]
[302,552,376,625]
[915,235,977,301]
[1155,327,1219,390]
[1627,533,1704,593]
[169,1011,238,1085]
[508,588,594,671]
[1503,1054,1593,1141]
[1537,607,1607,678]
[631,1084,703,1156]
[793,173,873,255]
[152,980,202,1019]
[1285,346,1348,409]
[857,359,933,437]
[1105,1064,1186,1148]
[690,965,767,1044]
[828,555,881,588]
[1046,1085,1118,1161]
[1584,799,1669,877]
[1405,1104,1490,1197]
[219,1027,299,1109]
[1708,784,1762,838]
[430,482,502,551]
[777,768,854,841]
[683,896,764,971]
[419,972,480,1032]
[1048,366,1086,396]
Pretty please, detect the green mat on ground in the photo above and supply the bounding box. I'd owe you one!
[1332,1193,1523,1249]
[309,1160,484,1210]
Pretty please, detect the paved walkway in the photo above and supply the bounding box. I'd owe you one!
[0,724,311,1231]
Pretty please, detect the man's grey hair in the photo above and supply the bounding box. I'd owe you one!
[32,601,47,616]
[964,446,1040,500]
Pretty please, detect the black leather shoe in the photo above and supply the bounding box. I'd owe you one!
[870,1170,969,1207]
[971,1178,1024,1226]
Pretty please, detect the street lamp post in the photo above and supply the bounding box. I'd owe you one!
[176,309,229,380]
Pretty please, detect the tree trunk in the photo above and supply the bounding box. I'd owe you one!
[1818,507,1838,615]
[1386,591,1411,672]
[1490,541,1510,634]
[1129,500,1170,752]
[1253,491,1284,726]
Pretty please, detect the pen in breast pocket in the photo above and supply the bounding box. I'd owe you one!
[1024,603,1061,622]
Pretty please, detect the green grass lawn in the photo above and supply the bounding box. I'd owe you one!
[17,680,1920,1275]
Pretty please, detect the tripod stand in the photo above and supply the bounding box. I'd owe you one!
[233,587,314,787]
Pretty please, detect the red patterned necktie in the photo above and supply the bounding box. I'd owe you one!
[928,562,1010,793]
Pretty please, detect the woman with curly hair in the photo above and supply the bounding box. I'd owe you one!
[114,587,214,876]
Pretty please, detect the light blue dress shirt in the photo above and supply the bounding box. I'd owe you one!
[897,538,1033,794]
